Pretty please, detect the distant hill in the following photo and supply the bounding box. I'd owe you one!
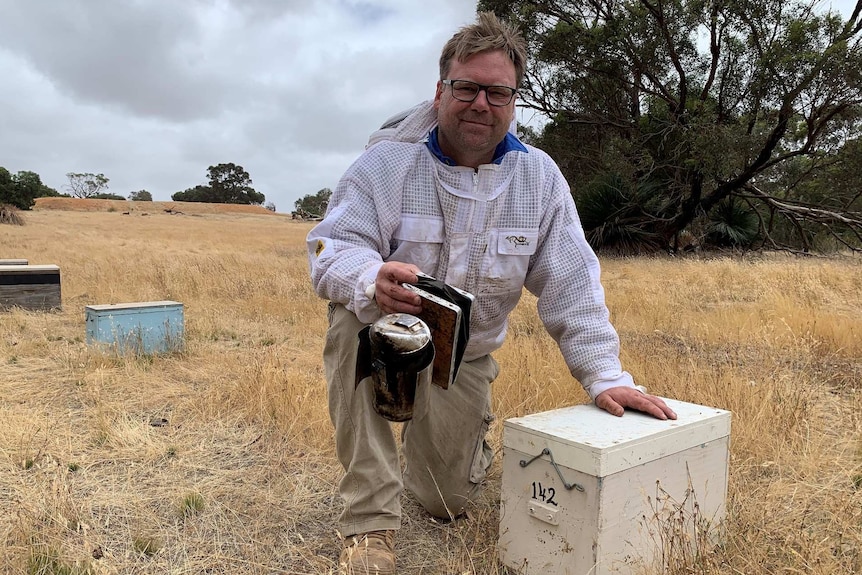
[34,197,280,216]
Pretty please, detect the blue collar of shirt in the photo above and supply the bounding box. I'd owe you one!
[425,126,528,166]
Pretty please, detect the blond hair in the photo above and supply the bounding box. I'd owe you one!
[439,11,528,87]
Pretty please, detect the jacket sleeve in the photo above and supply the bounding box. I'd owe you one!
[523,158,637,400]
[306,153,393,324]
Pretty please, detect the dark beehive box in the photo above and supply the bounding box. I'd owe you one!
[0,265,62,311]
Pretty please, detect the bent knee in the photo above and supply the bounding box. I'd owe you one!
[410,479,483,520]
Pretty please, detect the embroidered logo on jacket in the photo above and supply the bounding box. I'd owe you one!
[505,235,530,247]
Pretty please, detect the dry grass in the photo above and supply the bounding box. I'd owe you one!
[1,208,860,574]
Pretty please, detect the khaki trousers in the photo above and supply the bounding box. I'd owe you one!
[324,303,498,537]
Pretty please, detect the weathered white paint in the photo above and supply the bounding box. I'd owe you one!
[499,398,731,575]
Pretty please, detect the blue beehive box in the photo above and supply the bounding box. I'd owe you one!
[85,301,184,354]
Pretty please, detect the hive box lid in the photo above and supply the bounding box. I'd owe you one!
[0,264,60,273]
[503,398,730,477]
[86,301,182,313]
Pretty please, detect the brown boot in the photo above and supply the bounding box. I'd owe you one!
[339,530,396,575]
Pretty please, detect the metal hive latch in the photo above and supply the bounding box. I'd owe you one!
[519,447,585,492]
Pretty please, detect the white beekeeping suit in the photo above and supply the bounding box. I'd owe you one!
[307,101,635,399]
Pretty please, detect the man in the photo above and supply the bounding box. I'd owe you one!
[307,11,677,574]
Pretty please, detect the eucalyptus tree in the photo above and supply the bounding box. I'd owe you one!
[481,0,862,252]
[205,163,264,205]
[294,188,332,219]
[0,168,59,209]
[171,163,265,205]
[129,190,153,202]
[65,172,109,198]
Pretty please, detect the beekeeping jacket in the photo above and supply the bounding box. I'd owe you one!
[307,101,635,400]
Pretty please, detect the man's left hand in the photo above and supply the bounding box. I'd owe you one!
[595,387,677,420]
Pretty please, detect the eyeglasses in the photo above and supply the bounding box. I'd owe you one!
[442,79,517,107]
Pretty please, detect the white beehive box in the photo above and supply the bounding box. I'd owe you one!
[499,398,731,575]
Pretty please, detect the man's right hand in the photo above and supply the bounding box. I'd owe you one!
[595,387,677,420]
[373,261,423,315]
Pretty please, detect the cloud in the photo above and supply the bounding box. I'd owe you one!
[3,0,860,210]
[0,0,478,209]
[0,1,230,121]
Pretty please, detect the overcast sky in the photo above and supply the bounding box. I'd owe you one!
[0,0,857,212]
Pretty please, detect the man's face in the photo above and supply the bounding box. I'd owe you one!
[433,50,517,168]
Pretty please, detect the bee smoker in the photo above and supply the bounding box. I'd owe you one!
[356,313,435,422]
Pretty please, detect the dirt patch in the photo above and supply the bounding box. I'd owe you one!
[34,197,279,216]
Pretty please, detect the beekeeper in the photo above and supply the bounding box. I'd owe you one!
[306,11,677,575]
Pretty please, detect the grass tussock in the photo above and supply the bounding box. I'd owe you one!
[1,203,25,225]
[0,209,860,574]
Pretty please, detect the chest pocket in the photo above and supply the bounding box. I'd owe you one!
[479,229,539,295]
[389,215,445,275]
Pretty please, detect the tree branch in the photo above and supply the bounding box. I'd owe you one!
[743,184,862,225]
[639,0,688,117]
